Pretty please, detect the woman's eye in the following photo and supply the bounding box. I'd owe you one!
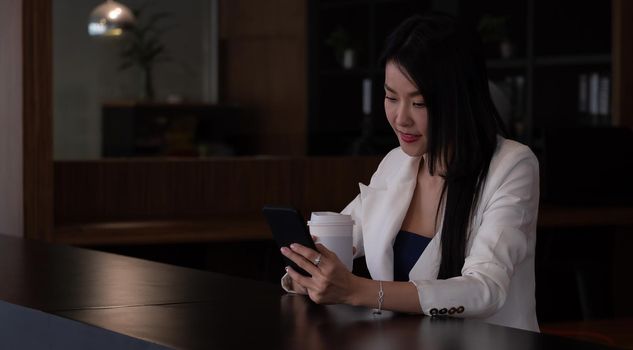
[413,102,426,108]
[385,96,397,102]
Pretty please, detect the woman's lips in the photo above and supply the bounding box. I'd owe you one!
[399,131,421,143]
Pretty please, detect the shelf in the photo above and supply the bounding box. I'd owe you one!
[486,55,611,69]
[534,54,611,66]
[102,101,235,109]
[310,0,615,154]
[486,59,528,69]
[320,0,415,10]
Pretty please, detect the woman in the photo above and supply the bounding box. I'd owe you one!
[281,12,540,332]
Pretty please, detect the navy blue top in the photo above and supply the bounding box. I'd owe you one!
[393,230,432,282]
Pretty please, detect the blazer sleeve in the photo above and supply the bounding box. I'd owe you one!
[411,148,539,318]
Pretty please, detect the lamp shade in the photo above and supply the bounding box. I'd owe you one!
[88,0,135,37]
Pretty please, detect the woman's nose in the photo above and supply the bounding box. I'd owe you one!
[394,105,412,126]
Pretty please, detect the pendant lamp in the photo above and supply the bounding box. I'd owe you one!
[88,0,135,37]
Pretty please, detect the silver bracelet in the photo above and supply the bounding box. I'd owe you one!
[372,280,384,315]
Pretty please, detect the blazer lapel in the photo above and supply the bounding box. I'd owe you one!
[408,229,442,280]
[359,154,420,281]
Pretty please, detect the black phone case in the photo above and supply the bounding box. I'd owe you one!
[262,206,317,277]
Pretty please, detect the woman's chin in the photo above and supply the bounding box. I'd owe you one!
[400,143,426,157]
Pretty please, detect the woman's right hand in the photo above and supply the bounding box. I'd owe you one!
[288,236,356,295]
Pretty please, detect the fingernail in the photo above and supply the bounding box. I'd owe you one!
[290,243,297,249]
[285,266,289,272]
[280,247,288,254]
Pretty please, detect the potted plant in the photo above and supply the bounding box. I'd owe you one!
[325,26,358,69]
[477,14,514,59]
[118,5,172,100]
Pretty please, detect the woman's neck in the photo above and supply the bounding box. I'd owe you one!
[419,154,445,184]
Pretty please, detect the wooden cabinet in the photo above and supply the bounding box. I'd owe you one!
[102,102,245,157]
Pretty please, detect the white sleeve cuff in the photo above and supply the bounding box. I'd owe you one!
[280,272,298,294]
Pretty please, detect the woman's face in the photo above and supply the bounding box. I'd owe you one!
[384,61,429,157]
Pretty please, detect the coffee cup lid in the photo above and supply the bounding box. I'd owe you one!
[308,212,354,226]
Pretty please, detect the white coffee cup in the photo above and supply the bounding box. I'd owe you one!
[308,212,354,271]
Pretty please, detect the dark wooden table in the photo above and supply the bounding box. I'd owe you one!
[0,234,622,350]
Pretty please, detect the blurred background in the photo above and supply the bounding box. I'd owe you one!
[27,0,633,345]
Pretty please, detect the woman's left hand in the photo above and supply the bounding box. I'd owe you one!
[281,243,357,305]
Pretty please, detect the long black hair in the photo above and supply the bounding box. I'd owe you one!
[380,13,507,279]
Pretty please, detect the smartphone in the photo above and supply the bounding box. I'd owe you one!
[262,206,317,276]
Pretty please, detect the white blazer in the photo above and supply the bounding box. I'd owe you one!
[342,137,540,332]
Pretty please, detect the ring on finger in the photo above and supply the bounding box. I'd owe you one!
[314,254,322,266]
